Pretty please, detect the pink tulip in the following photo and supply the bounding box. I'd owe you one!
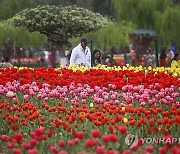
[58,151,68,154]
[13,149,22,154]
[67,140,75,147]
[96,146,105,154]
[7,141,15,148]
[85,138,97,147]
[50,145,59,153]
[28,149,38,154]
[0,134,8,141]
[122,150,131,154]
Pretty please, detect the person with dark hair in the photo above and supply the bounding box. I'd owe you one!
[0,57,13,68]
[93,49,101,66]
[129,46,136,66]
[70,38,91,68]
[166,49,174,67]
[159,49,167,67]
[171,53,180,61]
[170,53,180,68]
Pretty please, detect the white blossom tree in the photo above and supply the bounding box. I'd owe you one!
[9,5,109,47]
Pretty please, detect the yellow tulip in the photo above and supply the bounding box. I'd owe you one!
[148,66,152,71]
[122,107,125,111]
[123,118,128,123]
[19,67,26,70]
[126,64,130,67]
[90,102,94,108]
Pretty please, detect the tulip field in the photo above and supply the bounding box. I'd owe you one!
[0,64,179,154]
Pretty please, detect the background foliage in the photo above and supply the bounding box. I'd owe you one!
[9,5,109,48]
[0,22,46,47]
[0,0,180,53]
[113,0,180,50]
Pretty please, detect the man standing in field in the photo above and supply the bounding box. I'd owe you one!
[70,38,91,68]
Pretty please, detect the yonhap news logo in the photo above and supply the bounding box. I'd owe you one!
[125,134,138,148]
[125,134,180,147]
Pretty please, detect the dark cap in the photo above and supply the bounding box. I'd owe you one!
[81,38,89,44]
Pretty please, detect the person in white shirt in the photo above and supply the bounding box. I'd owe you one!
[166,49,175,67]
[43,50,52,68]
[0,57,13,68]
[70,38,91,68]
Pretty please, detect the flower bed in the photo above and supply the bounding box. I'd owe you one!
[0,65,179,154]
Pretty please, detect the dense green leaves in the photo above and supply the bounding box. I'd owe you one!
[9,5,109,46]
[155,6,180,45]
[113,0,172,29]
[113,0,180,49]
[0,0,37,20]
[86,21,135,50]
[0,22,46,47]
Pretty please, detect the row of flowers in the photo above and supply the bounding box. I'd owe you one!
[0,66,179,88]
[0,65,179,154]
[1,97,179,153]
[1,80,179,106]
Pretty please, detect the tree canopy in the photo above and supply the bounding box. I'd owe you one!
[86,21,135,51]
[155,5,180,45]
[113,0,173,29]
[113,0,180,49]
[0,22,46,47]
[0,0,37,20]
[9,5,109,47]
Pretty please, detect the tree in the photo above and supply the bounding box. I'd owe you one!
[112,0,180,49]
[155,5,180,48]
[0,0,37,20]
[92,0,114,18]
[0,22,46,59]
[0,22,46,47]
[34,0,76,6]
[9,5,109,48]
[86,21,135,51]
[172,0,180,4]
[113,0,173,29]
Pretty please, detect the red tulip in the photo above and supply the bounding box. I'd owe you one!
[91,129,101,138]
[23,142,32,150]
[50,146,59,153]
[109,134,118,142]
[85,138,97,147]
[29,139,37,148]
[122,150,131,154]
[68,140,75,147]
[28,149,38,154]
[13,133,23,144]
[118,126,127,134]
[34,127,45,136]
[106,150,119,154]
[131,144,139,151]
[76,131,84,139]
[146,145,154,153]
[159,146,168,154]
[96,146,105,154]
[12,149,22,154]
[58,140,65,148]
[58,151,68,154]
[171,146,180,154]
[102,135,110,143]
[74,138,80,144]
